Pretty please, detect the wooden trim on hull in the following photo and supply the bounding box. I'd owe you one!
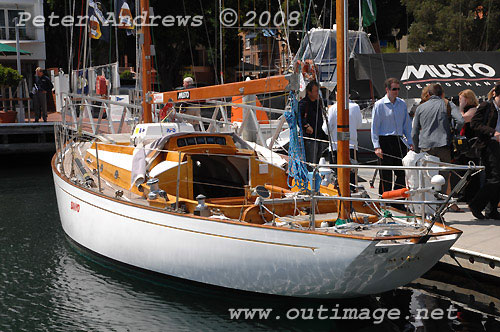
[52,153,462,241]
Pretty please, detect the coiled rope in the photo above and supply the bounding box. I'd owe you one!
[284,91,309,191]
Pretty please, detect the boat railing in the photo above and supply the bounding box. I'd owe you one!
[57,91,287,148]
[53,122,484,230]
[59,92,142,136]
[150,102,234,133]
[150,98,290,147]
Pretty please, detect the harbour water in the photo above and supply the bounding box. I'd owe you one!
[1,154,499,331]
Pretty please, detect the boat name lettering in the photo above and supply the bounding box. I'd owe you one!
[177,91,190,100]
[71,201,80,212]
[375,247,388,254]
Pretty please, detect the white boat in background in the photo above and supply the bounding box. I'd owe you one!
[51,0,478,299]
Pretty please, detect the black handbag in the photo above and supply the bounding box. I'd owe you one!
[453,136,481,159]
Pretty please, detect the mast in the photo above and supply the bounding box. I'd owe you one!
[336,0,350,221]
[140,0,152,123]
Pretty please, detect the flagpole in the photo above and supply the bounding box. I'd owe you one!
[219,0,224,84]
[114,1,119,64]
[358,0,362,51]
[359,0,362,31]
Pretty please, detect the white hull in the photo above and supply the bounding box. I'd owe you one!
[53,165,459,298]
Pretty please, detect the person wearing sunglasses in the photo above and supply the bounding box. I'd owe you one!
[371,78,414,202]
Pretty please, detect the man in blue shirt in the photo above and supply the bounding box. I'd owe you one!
[371,78,413,197]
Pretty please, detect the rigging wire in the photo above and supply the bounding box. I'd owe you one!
[150,22,162,91]
[182,0,198,84]
[481,0,493,50]
[276,0,293,64]
[68,0,76,75]
[76,0,85,71]
[219,0,224,84]
[199,0,219,85]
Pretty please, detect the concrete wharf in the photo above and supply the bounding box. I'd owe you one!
[356,168,500,280]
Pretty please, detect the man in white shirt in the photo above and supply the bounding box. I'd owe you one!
[322,93,363,184]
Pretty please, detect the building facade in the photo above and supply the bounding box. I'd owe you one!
[0,0,46,87]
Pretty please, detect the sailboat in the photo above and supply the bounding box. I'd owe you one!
[52,0,472,298]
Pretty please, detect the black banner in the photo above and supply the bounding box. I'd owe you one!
[354,52,500,99]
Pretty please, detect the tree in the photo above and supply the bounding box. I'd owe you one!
[402,0,500,51]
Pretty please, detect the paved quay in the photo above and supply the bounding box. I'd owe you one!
[356,167,500,279]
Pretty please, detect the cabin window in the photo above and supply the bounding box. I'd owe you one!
[177,136,227,147]
[215,137,226,145]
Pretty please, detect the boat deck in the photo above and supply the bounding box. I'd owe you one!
[58,141,447,240]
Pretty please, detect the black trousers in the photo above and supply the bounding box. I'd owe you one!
[33,92,47,121]
[304,138,328,170]
[470,140,500,213]
[378,136,408,195]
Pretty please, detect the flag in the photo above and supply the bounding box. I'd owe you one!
[362,0,377,27]
[89,0,110,42]
[115,0,135,36]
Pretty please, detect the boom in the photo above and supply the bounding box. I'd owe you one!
[150,74,298,104]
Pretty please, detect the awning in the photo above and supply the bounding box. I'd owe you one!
[354,52,500,99]
[0,42,31,56]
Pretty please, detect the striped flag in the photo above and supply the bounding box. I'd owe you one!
[115,0,135,36]
[89,0,110,42]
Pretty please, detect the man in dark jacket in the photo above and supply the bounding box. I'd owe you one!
[299,81,328,167]
[469,83,500,219]
[32,67,53,122]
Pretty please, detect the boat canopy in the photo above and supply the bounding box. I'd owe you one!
[294,27,375,66]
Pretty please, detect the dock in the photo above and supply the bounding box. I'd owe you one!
[356,168,500,280]
[441,207,500,278]
[0,122,55,154]
[0,111,64,154]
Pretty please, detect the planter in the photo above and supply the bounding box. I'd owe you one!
[0,110,17,123]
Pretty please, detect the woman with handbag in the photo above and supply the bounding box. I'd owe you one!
[468,83,500,220]
[449,89,481,204]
